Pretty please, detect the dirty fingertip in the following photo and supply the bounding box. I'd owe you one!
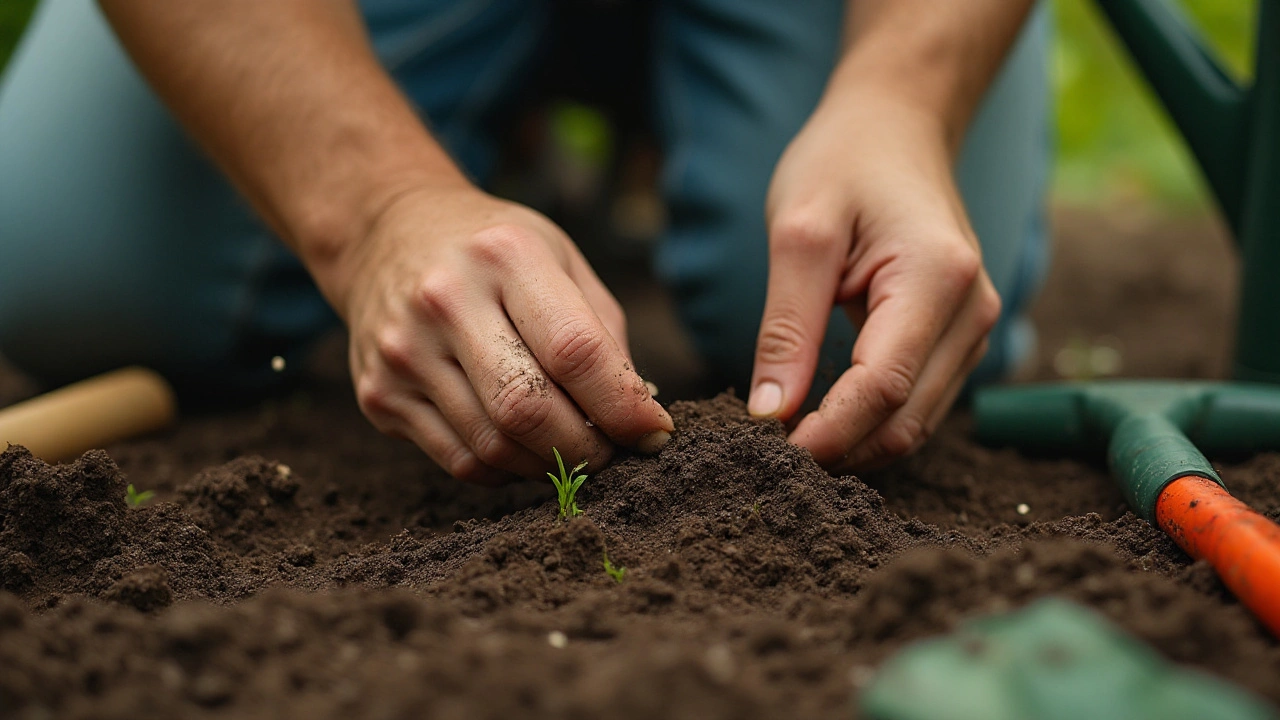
[636,429,671,455]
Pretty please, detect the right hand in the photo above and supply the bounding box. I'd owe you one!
[328,185,673,485]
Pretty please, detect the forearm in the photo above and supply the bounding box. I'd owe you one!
[832,0,1037,152]
[98,0,468,304]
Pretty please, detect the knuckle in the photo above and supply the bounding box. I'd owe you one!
[879,415,929,458]
[446,451,488,483]
[355,377,395,421]
[544,318,611,383]
[373,328,414,375]
[413,272,466,322]
[755,306,810,366]
[974,337,992,365]
[471,428,519,468]
[868,364,914,413]
[966,337,993,375]
[466,224,533,268]
[976,285,1002,333]
[771,213,840,256]
[489,375,553,438]
[941,246,982,290]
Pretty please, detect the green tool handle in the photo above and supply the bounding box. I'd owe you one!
[1231,0,1280,383]
[1109,413,1222,522]
[1095,0,1249,232]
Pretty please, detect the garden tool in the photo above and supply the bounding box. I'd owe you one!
[975,0,1280,637]
[0,366,176,461]
[976,382,1280,636]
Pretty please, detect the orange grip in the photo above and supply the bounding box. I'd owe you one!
[1156,474,1280,638]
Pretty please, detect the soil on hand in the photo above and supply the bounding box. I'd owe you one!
[1,209,1277,719]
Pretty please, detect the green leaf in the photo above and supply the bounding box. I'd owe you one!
[603,551,626,583]
[125,484,155,508]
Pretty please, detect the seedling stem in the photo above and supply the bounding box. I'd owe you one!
[547,447,588,519]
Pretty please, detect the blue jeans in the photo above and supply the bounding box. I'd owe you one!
[0,0,1050,398]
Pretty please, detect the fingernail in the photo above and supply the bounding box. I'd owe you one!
[637,430,670,454]
[748,381,783,417]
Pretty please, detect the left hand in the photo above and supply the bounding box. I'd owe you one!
[748,82,1002,472]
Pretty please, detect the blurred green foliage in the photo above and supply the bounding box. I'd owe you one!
[0,0,1257,209]
[1053,0,1254,209]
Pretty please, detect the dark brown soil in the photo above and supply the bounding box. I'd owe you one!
[2,207,1278,719]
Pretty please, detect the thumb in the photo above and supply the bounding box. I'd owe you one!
[749,219,844,421]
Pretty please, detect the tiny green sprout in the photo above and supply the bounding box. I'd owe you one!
[547,447,588,519]
[603,551,626,584]
[125,484,155,507]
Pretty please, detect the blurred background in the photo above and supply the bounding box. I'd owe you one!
[0,1,1257,396]
[0,0,1255,212]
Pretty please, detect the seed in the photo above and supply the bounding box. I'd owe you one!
[1016,503,1030,515]
[547,630,568,649]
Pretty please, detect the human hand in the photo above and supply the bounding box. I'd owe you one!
[325,185,673,485]
[749,85,1001,471]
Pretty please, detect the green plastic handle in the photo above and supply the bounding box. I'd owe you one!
[1109,412,1218,521]
[973,381,1280,521]
[1096,0,1249,232]
[1098,0,1280,380]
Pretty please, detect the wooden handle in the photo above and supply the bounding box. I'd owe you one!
[0,367,177,461]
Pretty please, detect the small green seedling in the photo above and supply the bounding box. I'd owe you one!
[125,484,155,507]
[603,551,626,584]
[547,447,588,519]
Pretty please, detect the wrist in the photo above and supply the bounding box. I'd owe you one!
[831,0,1034,153]
[825,49,962,153]
[298,166,475,317]
[807,72,955,170]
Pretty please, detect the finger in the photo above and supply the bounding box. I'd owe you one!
[564,249,633,360]
[502,253,673,453]
[359,308,559,479]
[428,331,612,475]
[836,331,988,472]
[748,213,847,421]
[924,336,989,431]
[790,247,983,465]
[398,396,516,487]
[364,379,511,487]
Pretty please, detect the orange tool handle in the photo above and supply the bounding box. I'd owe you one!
[1156,474,1280,638]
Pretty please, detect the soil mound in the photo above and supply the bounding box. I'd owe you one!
[1,447,127,593]
[0,446,239,608]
